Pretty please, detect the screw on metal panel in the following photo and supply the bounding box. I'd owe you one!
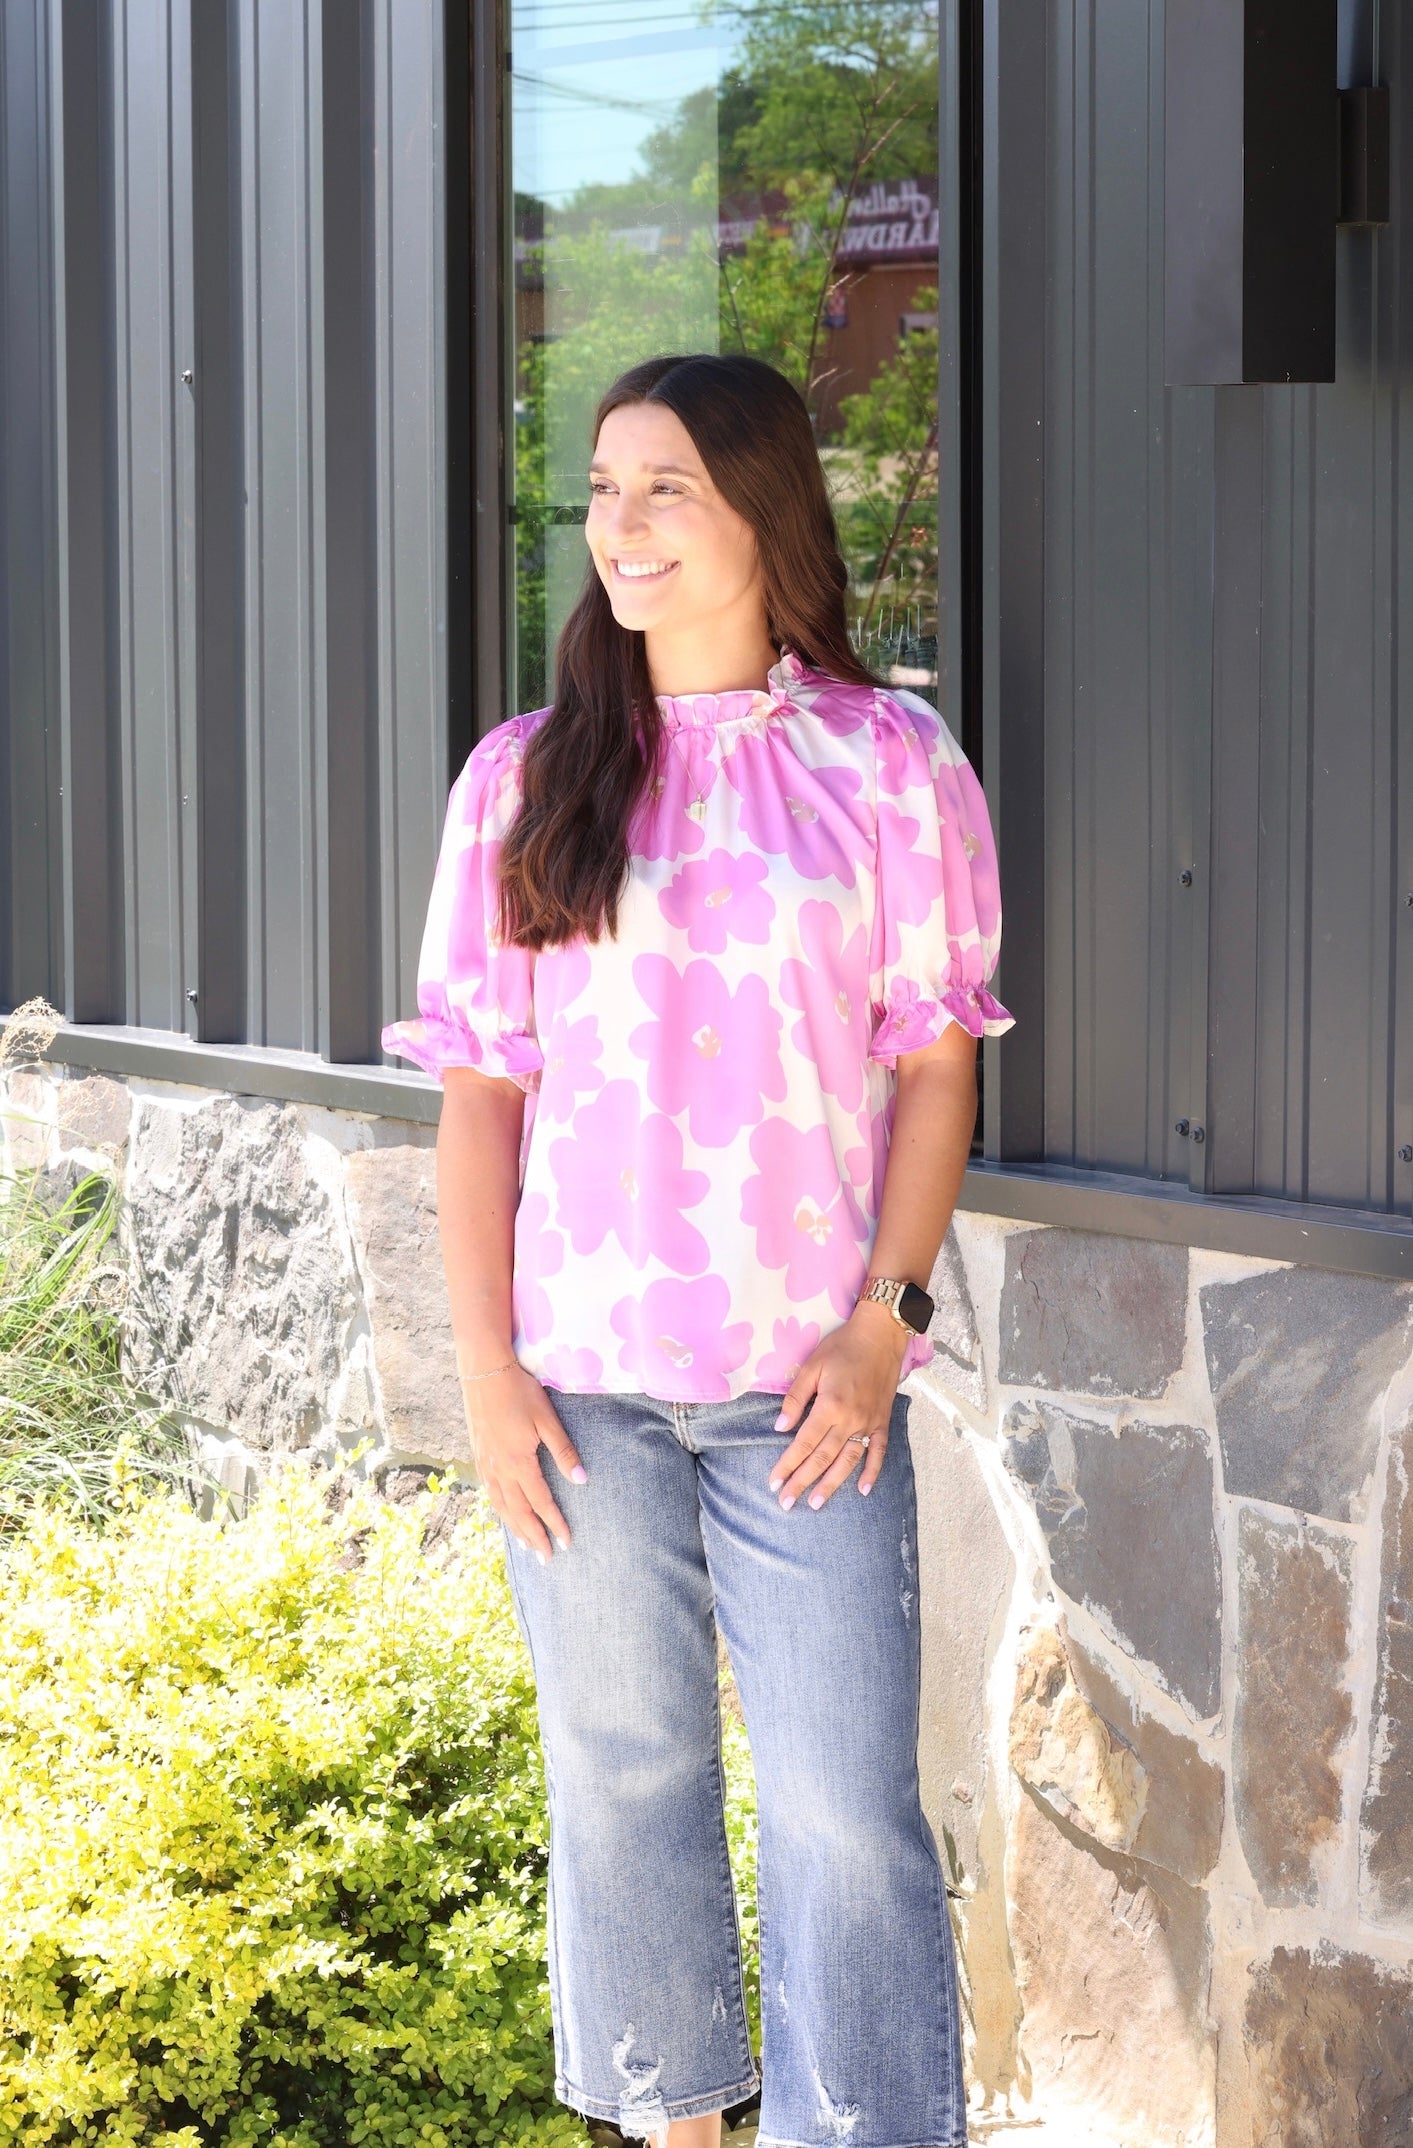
[1406,893,1413,906]
[1400,1144,1413,1163]
[181,369,193,385]
[186,988,198,1004]
[1179,868,1194,886]
[1175,1119,1190,1136]
[1191,1124,1205,1143]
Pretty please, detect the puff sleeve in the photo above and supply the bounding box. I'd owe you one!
[868,686,1015,1066]
[379,718,544,1092]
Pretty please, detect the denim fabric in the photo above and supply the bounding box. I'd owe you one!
[499,1384,968,2148]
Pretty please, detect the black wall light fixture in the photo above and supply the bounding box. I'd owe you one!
[1165,0,1389,385]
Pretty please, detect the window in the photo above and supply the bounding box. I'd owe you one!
[509,1,943,715]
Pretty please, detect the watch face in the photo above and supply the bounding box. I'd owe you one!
[898,1282,934,1333]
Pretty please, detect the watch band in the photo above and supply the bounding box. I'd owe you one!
[860,1275,935,1335]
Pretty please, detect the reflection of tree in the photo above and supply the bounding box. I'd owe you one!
[511,1,943,701]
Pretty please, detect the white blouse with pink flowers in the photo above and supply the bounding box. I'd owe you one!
[381,649,1014,1403]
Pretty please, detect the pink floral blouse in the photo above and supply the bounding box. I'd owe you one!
[381,649,1014,1403]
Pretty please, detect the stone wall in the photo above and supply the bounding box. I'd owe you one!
[6,1060,1413,2143]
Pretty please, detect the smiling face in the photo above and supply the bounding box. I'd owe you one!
[585,401,767,649]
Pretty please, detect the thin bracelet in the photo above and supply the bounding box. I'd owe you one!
[458,1358,517,1383]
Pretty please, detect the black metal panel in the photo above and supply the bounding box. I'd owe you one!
[372,0,452,1057]
[0,0,63,1008]
[979,0,1046,1163]
[468,0,507,759]
[986,0,1410,1218]
[1165,0,1338,384]
[51,1,122,1023]
[316,0,380,1064]
[109,0,189,1031]
[189,0,244,1043]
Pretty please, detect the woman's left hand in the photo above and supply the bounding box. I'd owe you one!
[768,1303,911,1509]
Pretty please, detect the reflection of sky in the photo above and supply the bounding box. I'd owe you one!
[511,1,744,207]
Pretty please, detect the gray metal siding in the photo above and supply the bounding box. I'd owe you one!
[986,0,1412,1217]
[2,0,452,1058]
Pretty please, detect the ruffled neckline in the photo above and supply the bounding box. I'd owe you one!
[653,647,808,731]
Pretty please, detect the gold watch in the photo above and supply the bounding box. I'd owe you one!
[858,1275,935,1334]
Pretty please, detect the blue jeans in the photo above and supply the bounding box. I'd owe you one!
[499,1385,968,2148]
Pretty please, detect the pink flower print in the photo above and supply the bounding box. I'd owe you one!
[779,899,870,1112]
[875,799,946,967]
[536,1004,605,1126]
[870,975,947,1065]
[659,847,776,954]
[740,1119,870,1318]
[549,1079,711,1273]
[721,732,873,887]
[779,671,873,740]
[843,1100,890,1221]
[754,1315,823,1389]
[873,695,942,795]
[543,938,593,1010]
[513,1191,565,1344]
[934,754,1001,941]
[629,955,786,1146]
[610,1274,754,1399]
[631,728,721,861]
[537,1343,605,1390]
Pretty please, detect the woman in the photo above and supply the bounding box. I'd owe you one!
[382,351,1013,2148]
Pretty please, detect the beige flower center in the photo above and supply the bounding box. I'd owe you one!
[692,1023,722,1059]
[793,1197,833,1246]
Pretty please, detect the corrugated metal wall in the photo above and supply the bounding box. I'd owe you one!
[0,0,464,1060]
[984,0,1413,1218]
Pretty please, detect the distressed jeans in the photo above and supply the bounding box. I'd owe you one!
[498,1385,968,2148]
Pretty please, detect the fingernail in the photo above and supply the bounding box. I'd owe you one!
[779,1493,795,1511]
[808,1491,824,1509]
[773,1411,790,1430]
[536,1548,549,1566]
[768,1476,782,1492]
[859,1480,872,1496]
[554,1534,569,1551]
[571,1465,588,1484]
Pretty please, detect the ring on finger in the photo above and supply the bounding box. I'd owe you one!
[845,1433,871,1449]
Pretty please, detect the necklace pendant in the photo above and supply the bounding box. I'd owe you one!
[686,795,709,823]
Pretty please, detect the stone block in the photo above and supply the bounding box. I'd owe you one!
[1067,1636,1224,1886]
[1,1067,56,1170]
[911,1401,1018,2097]
[1361,1410,1413,1923]
[345,1142,468,1465]
[55,1072,131,1154]
[124,1093,361,1449]
[1008,1788,1215,2144]
[1009,1620,1147,1853]
[1003,1402,1223,1720]
[1201,1264,1413,1523]
[913,1401,1013,1879]
[999,1227,1187,1400]
[921,1224,987,1413]
[1242,1944,1413,2146]
[1233,1507,1353,1908]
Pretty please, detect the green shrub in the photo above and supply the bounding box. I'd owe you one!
[0,1464,588,2144]
[0,1455,763,2145]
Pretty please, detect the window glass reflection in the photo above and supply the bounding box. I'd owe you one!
[511,1,941,712]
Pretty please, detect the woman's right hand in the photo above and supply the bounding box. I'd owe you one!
[460,1364,587,1563]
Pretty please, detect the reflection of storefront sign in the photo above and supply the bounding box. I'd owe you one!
[715,177,938,264]
[836,177,939,260]
[823,285,849,329]
[513,176,940,280]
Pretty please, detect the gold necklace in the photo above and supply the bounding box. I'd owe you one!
[665,723,712,822]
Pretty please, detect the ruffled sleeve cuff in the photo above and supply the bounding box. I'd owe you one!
[380,1011,544,1094]
[869,975,1016,1068]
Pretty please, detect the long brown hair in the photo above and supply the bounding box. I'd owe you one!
[497,351,881,949]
